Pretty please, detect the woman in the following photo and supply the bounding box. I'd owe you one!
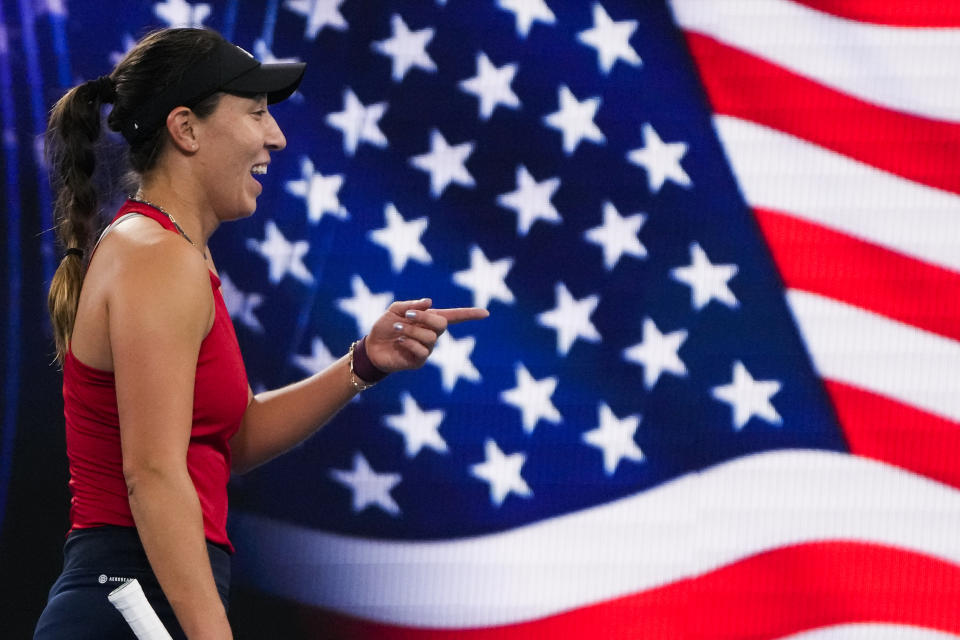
[35,28,487,639]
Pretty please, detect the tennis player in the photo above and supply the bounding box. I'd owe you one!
[34,27,487,639]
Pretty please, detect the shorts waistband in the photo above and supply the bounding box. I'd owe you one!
[63,525,230,592]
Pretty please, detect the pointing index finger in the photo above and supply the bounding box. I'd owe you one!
[431,307,490,325]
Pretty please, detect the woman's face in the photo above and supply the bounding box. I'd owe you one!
[194,92,287,220]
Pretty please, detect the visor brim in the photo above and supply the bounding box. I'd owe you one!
[221,61,306,104]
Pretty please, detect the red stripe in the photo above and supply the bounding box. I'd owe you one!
[791,0,960,27]
[753,208,960,343]
[262,542,960,639]
[684,32,960,196]
[826,380,960,490]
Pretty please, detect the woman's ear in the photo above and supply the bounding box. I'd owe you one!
[165,106,199,153]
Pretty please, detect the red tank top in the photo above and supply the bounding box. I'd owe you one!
[63,200,249,550]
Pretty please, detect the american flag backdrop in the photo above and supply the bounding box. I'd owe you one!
[4,0,960,638]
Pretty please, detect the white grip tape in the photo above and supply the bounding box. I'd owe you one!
[107,579,174,640]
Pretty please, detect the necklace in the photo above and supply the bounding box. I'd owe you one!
[131,191,208,261]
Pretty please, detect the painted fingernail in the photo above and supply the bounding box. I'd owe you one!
[405,310,417,320]
[393,322,404,332]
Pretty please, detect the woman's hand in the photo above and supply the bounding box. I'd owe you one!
[365,298,489,373]
[232,299,487,472]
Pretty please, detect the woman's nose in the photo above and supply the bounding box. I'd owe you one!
[265,113,287,151]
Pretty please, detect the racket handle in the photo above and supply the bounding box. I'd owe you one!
[108,579,174,640]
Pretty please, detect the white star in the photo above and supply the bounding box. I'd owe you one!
[671,242,739,311]
[285,156,348,224]
[38,0,66,16]
[497,165,562,236]
[497,0,556,38]
[409,129,476,198]
[712,361,783,431]
[109,34,137,67]
[368,203,431,273]
[459,52,520,121]
[577,3,641,74]
[218,272,263,332]
[500,363,561,435]
[284,0,347,40]
[537,282,601,356]
[325,89,389,156]
[627,123,691,194]
[291,336,337,375]
[154,0,211,27]
[329,452,401,515]
[428,331,481,392]
[583,201,647,271]
[583,403,644,476]
[246,221,313,285]
[372,14,437,82]
[471,439,532,506]
[623,317,688,390]
[336,275,394,337]
[383,392,448,458]
[543,85,605,155]
[452,244,514,309]
[253,38,300,64]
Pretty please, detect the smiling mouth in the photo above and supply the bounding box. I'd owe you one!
[251,164,267,175]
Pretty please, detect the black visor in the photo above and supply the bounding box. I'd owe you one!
[120,39,306,144]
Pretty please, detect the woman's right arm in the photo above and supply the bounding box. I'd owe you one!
[109,232,231,639]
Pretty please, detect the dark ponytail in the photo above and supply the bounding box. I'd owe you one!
[45,28,226,363]
[46,76,115,363]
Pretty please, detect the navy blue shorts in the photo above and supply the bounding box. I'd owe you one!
[33,526,231,639]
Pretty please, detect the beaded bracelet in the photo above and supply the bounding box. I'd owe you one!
[348,336,388,391]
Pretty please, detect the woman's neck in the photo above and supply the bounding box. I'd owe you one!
[136,171,218,249]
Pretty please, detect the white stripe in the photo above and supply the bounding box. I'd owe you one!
[714,115,960,273]
[231,450,960,628]
[787,289,960,423]
[779,624,960,640]
[669,0,960,122]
